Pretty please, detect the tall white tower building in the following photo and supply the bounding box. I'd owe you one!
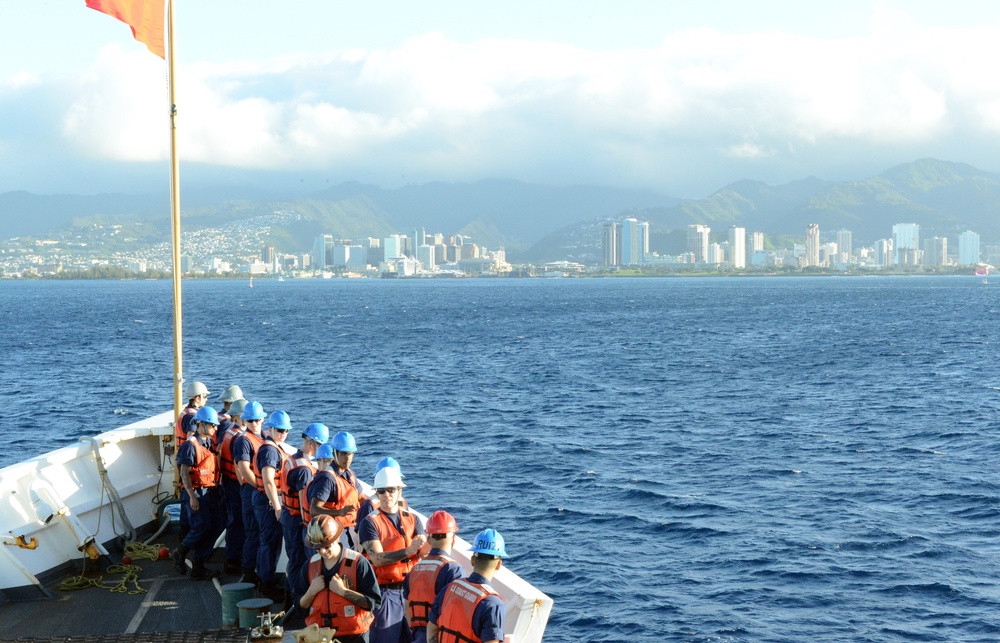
[728,226,746,269]
[958,230,980,265]
[687,225,710,263]
[621,218,649,266]
[836,229,852,263]
[805,224,820,267]
[892,223,920,265]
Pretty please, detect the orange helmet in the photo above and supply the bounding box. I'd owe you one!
[425,510,459,535]
[306,515,344,548]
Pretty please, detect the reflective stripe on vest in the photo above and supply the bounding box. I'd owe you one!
[305,550,374,635]
[280,456,315,516]
[437,578,500,643]
[253,440,290,495]
[366,510,417,585]
[186,435,219,489]
[406,554,454,628]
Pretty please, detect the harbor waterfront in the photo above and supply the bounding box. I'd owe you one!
[4,276,1000,642]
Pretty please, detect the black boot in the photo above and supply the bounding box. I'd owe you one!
[172,545,190,575]
[224,559,242,574]
[241,568,259,586]
[190,558,220,581]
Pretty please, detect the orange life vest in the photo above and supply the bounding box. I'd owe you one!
[301,469,362,526]
[216,425,243,481]
[174,406,197,443]
[305,549,374,635]
[235,431,265,486]
[436,578,501,643]
[406,553,456,628]
[253,439,290,496]
[364,510,418,585]
[280,455,315,516]
[185,435,219,489]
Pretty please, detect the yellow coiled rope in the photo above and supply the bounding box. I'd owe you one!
[59,541,166,595]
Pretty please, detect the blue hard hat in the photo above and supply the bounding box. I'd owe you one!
[470,528,508,558]
[241,401,266,421]
[303,422,330,444]
[267,410,292,432]
[194,406,219,425]
[315,443,335,460]
[374,456,403,478]
[332,431,357,452]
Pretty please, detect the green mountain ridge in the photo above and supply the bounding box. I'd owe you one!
[3,159,999,263]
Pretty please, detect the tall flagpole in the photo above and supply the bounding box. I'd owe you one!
[166,0,184,490]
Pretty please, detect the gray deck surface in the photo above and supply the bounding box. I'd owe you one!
[0,541,279,643]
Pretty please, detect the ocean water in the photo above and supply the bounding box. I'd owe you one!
[4,276,1000,642]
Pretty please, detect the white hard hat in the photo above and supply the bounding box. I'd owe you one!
[217,384,244,403]
[373,467,406,489]
[184,381,209,399]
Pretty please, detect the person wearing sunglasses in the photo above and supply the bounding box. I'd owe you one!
[231,400,267,585]
[359,467,427,643]
[252,409,294,601]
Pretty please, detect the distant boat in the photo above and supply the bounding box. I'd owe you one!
[975,265,989,276]
[249,276,254,288]
[278,276,285,282]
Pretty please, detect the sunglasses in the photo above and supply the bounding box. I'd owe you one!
[272,428,290,433]
[376,487,400,495]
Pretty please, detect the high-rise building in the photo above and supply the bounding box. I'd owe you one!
[621,218,649,266]
[751,232,765,253]
[836,229,852,263]
[923,237,947,267]
[602,222,619,267]
[875,238,893,267]
[805,224,820,267]
[687,225,710,263]
[892,223,920,265]
[383,234,405,260]
[728,226,746,269]
[312,234,333,270]
[958,230,980,265]
[261,246,275,264]
[707,243,724,264]
[417,245,436,270]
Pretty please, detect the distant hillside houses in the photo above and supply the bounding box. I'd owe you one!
[601,218,996,271]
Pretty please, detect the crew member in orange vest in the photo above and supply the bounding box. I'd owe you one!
[216,397,248,575]
[426,529,508,643]
[359,467,427,643]
[253,409,295,599]
[280,421,328,598]
[174,380,209,541]
[307,431,365,550]
[231,400,267,584]
[403,510,466,643]
[299,515,381,643]
[172,406,226,580]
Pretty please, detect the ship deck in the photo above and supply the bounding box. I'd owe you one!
[0,530,301,643]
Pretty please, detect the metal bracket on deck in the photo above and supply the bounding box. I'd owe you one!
[1,534,39,550]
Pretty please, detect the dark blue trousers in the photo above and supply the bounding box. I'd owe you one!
[240,483,260,571]
[372,587,410,643]
[221,477,244,563]
[252,490,283,584]
[182,487,226,561]
[280,514,307,597]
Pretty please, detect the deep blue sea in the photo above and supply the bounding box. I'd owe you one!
[4,276,1000,641]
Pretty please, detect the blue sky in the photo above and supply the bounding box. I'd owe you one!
[3,1,1000,199]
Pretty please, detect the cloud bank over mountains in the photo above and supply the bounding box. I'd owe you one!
[4,4,1000,198]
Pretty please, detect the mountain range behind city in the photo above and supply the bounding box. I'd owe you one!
[2,157,998,265]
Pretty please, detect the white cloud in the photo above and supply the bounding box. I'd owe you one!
[24,12,1000,194]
